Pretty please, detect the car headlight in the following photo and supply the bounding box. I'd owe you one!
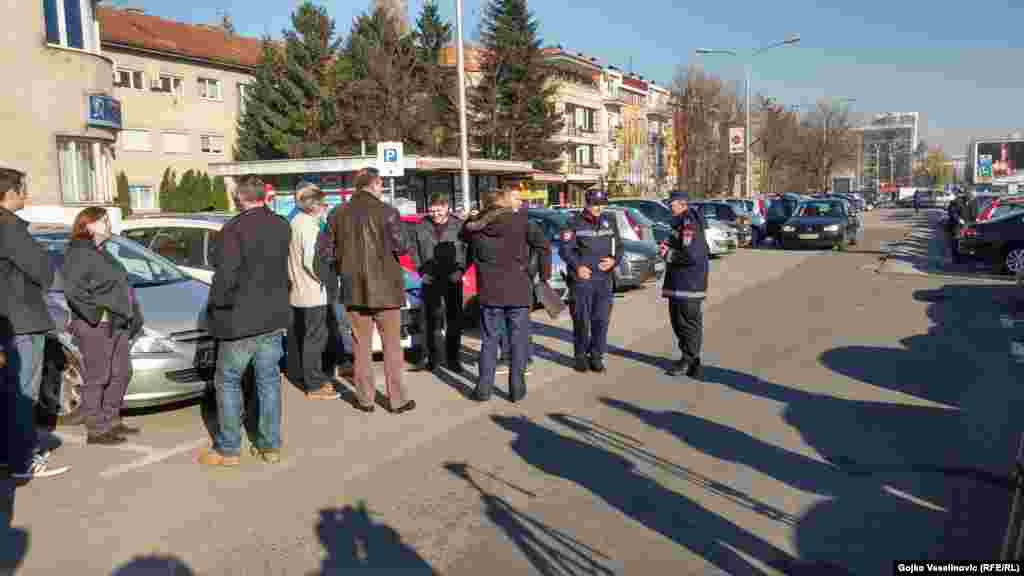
[782,225,795,232]
[131,332,176,355]
[823,224,840,232]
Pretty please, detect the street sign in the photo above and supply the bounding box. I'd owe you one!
[377,142,405,177]
[729,127,744,154]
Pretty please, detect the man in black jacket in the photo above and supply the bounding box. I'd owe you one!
[660,191,709,379]
[411,193,467,373]
[0,165,70,479]
[201,175,292,468]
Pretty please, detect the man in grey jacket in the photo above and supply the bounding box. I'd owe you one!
[0,165,70,479]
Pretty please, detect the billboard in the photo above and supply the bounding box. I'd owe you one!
[729,127,744,154]
[974,140,1024,182]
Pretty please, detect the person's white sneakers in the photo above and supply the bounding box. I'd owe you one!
[10,452,70,480]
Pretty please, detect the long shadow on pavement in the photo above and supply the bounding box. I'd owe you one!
[444,462,618,576]
[312,502,437,575]
[668,362,1010,572]
[490,414,800,575]
[0,479,27,576]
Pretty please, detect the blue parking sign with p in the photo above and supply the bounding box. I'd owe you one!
[385,148,398,162]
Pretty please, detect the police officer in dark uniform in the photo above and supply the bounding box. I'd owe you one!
[659,191,709,379]
[559,189,622,373]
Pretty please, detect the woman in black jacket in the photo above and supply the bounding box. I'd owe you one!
[64,207,143,445]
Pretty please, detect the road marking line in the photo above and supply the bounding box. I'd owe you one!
[100,438,210,479]
[50,430,152,455]
[882,484,948,512]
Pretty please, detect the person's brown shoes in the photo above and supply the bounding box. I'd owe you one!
[389,400,416,414]
[249,446,281,464]
[113,422,141,435]
[307,384,340,400]
[86,431,126,446]
[336,363,354,379]
[198,449,240,468]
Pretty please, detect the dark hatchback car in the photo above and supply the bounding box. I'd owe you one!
[957,212,1024,275]
[763,194,803,241]
[779,199,859,250]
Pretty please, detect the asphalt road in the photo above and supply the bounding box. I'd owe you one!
[3,209,1021,575]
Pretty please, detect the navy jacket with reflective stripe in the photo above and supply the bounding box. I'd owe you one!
[662,209,709,299]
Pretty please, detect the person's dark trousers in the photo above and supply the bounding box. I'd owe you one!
[570,279,613,361]
[72,319,131,436]
[668,298,703,365]
[213,330,284,457]
[476,306,529,401]
[290,306,330,392]
[497,325,533,365]
[423,280,464,367]
[1,333,44,473]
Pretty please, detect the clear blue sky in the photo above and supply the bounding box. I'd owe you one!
[111,0,1024,155]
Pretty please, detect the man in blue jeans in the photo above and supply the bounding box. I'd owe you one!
[0,164,70,479]
[202,176,292,467]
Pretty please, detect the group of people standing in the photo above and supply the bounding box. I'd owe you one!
[2,157,709,478]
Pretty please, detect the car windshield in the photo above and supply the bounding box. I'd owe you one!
[693,204,719,220]
[35,234,189,291]
[797,201,844,218]
[991,203,1024,220]
[618,200,671,224]
[528,211,571,241]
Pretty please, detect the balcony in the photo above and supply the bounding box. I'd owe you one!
[567,125,600,138]
[603,89,629,107]
[565,163,603,180]
[647,104,673,119]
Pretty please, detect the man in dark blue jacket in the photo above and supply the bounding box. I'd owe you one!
[659,191,709,379]
[559,189,622,373]
[0,165,70,479]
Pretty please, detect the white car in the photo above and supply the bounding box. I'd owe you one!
[121,215,421,352]
[705,220,738,256]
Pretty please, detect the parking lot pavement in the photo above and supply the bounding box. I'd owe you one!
[12,211,1004,575]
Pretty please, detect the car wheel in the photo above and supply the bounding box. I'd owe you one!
[835,235,846,251]
[1004,245,1024,275]
[45,343,84,423]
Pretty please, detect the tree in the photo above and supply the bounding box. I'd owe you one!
[196,173,213,211]
[414,0,450,66]
[159,168,177,212]
[211,177,229,211]
[116,171,132,216]
[413,1,459,155]
[797,99,858,192]
[754,97,802,195]
[236,2,342,160]
[338,6,433,152]
[470,0,564,170]
[671,65,740,197]
[178,170,196,213]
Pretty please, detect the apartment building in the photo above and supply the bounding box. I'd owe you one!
[98,6,261,211]
[2,0,120,207]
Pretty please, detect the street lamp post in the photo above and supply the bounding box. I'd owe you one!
[697,34,800,199]
[455,0,472,214]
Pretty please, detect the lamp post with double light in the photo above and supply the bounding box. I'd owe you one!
[696,34,800,198]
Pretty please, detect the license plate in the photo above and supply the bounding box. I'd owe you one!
[197,346,216,368]
[798,233,819,240]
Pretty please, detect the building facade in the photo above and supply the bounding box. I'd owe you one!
[858,112,919,194]
[98,6,260,211]
[2,0,120,207]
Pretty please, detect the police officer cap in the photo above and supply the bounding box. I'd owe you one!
[585,189,609,205]
[668,191,690,202]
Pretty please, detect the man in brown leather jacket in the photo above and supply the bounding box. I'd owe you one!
[328,168,415,414]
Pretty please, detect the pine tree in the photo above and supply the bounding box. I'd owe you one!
[178,170,196,213]
[236,2,342,160]
[211,177,229,211]
[116,171,132,216]
[159,168,177,212]
[340,6,433,151]
[196,173,213,211]
[470,0,564,170]
[414,1,458,155]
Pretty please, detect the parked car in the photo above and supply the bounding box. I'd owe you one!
[977,195,1024,223]
[957,212,1024,274]
[608,198,674,227]
[529,208,660,290]
[724,197,768,242]
[32,227,215,419]
[122,215,423,352]
[689,201,752,246]
[763,194,803,242]
[604,205,658,246]
[779,199,859,250]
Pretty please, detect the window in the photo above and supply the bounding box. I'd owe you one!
[197,77,222,101]
[128,185,156,211]
[238,83,251,116]
[121,129,152,152]
[44,0,96,51]
[200,135,224,154]
[162,132,190,154]
[123,227,158,248]
[115,69,144,90]
[154,74,183,96]
[58,138,113,204]
[151,228,208,269]
[573,145,597,166]
[102,237,187,286]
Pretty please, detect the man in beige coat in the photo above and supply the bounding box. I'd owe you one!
[288,182,336,400]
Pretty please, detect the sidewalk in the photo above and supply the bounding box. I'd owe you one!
[876,209,1001,278]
